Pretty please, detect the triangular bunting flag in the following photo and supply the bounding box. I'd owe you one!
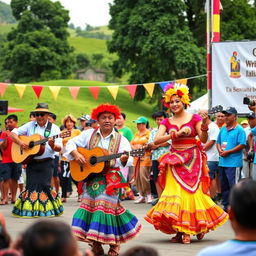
[49,86,61,100]
[0,83,8,97]
[69,87,80,100]
[107,86,119,100]
[89,87,100,100]
[125,84,137,99]
[175,79,188,85]
[143,83,155,97]
[15,84,26,98]
[32,85,43,99]
[159,82,170,91]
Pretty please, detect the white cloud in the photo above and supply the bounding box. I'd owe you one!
[1,0,113,28]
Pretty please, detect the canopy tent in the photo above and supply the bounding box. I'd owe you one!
[187,93,208,113]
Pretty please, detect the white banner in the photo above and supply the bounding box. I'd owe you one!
[212,41,256,114]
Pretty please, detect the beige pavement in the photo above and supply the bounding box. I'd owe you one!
[1,194,233,256]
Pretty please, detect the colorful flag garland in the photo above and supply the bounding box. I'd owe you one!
[0,74,206,100]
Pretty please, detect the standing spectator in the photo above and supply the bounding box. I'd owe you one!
[215,112,225,128]
[199,109,220,200]
[60,114,81,203]
[214,111,225,202]
[48,113,60,194]
[29,112,36,121]
[148,111,171,203]
[131,117,152,204]
[116,112,134,199]
[116,113,133,141]
[240,115,254,179]
[0,115,21,205]
[216,107,246,212]
[248,105,256,180]
[77,114,90,131]
[197,179,256,256]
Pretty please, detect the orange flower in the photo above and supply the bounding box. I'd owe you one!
[39,192,48,202]
[30,191,38,202]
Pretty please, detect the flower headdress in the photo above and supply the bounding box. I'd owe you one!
[163,82,191,107]
[91,103,121,120]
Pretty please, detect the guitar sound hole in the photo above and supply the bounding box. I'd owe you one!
[28,141,34,148]
[90,156,97,165]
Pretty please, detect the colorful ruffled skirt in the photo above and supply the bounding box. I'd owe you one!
[72,175,141,245]
[12,183,64,218]
[12,160,63,218]
[145,166,229,235]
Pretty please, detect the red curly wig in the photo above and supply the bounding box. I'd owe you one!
[91,103,121,120]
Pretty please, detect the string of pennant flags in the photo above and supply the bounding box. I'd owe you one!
[0,74,206,101]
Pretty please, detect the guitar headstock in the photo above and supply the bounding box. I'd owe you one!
[208,105,223,115]
[60,130,71,138]
[130,148,145,157]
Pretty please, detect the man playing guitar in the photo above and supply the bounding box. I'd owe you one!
[10,103,64,218]
[64,103,141,256]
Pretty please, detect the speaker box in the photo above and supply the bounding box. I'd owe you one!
[0,100,8,115]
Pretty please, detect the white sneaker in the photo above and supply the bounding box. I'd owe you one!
[146,194,153,204]
[134,196,145,204]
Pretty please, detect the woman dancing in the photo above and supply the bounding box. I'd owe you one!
[145,83,228,244]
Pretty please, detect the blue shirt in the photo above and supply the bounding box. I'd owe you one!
[216,124,246,167]
[197,240,256,256]
[251,126,256,164]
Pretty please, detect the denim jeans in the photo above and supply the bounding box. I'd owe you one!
[219,167,236,210]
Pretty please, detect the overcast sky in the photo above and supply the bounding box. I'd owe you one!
[1,0,113,28]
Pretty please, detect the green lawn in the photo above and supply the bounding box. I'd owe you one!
[1,80,156,131]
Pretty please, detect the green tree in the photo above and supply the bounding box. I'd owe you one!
[220,0,256,41]
[107,0,206,100]
[76,53,90,69]
[1,0,74,82]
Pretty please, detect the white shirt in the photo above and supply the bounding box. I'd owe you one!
[13,121,62,159]
[205,122,220,162]
[64,128,133,168]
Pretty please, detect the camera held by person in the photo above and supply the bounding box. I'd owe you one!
[243,97,256,106]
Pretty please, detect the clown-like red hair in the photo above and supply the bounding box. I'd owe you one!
[91,103,121,120]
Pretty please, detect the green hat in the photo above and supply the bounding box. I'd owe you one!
[133,116,148,124]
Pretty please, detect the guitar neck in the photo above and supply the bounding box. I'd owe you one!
[96,152,126,163]
[33,135,59,146]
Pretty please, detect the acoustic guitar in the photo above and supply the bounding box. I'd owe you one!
[11,131,71,164]
[70,147,145,181]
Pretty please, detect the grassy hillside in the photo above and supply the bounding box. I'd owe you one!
[1,80,155,131]
[68,37,109,55]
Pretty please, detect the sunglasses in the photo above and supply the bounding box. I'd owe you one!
[35,112,46,117]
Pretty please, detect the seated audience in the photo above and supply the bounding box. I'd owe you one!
[197,179,256,256]
[13,220,82,256]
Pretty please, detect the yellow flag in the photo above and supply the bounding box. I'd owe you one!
[107,86,119,100]
[15,84,26,98]
[175,79,188,85]
[49,86,61,100]
[143,83,155,97]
